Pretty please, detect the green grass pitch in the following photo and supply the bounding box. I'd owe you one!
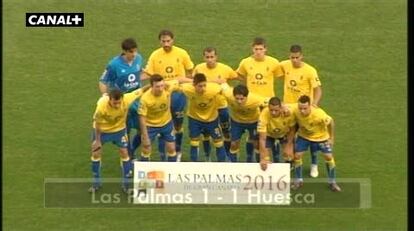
[3,0,407,230]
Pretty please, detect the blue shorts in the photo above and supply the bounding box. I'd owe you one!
[218,108,230,132]
[171,92,186,125]
[230,119,258,141]
[188,117,223,140]
[91,128,128,148]
[295,136,332,153]
[127,100,140,132]
[265,136,287,148]
[148,120,175,143]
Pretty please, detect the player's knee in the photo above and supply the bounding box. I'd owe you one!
[230,141,240,151]
[141,149,151,158]
[324,155,336,167]
[294,158,303,167]
[91,153,101,161]
[166,149,176,157]
[323,154,333,161]
[119,148,128,156]
[174,124,183,132]
[213,139,224,148]
[190,139,200,147]
[166,142,176,152]
[92,150,102,158]
[294,153,303,160]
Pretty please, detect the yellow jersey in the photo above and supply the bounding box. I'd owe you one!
[223,88,269,123]
[276,60,321,104]
[138,83,180,127]
[93,89,144,132]
[236,55,280,98]
[181,82,222,122]
[144,46,194,81]
[257,107,296,138]
[293,106,332,141]
[193,62,238,109]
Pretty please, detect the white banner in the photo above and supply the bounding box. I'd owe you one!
[132,162,290,205]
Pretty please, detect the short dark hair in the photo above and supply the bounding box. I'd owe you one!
[252,37,266,47]
[203,47,217,55]
[269,97,282,106]
[150,74,164,86]
[298,95,311,104]
[109,89,123,100]
[158,29,174,40]
[193,73,207,85]
[290,44,302,53]
[233,84,249,97]
[121,38,137,51]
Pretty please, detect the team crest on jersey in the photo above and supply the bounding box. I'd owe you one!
[165,66,174,73]
[273,128,281,133]
[255,73,264,80]
[160,103,167,109]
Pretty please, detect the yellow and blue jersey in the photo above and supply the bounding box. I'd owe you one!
[223,88,269,123]
[138,83,180,127]
[293,106,332,142]
[181,82,222,122]
[93,89,144,133]
[144,46,194,81]
[236,55,280,98]
[276,60,321,104]
[99,54,143,93]
[257,107,296,139]
[193,62,238,109]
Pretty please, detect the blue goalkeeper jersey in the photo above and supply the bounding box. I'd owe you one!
[100,54,143,93]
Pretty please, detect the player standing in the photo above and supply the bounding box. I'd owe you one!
[143,29,194,161]
[98,38,144,160]
[138,75,179,162]
[276,44,322,177]
[193,47,238,160]
[236,37,280,162]
[180,73,227,162]
[222,84,269,162]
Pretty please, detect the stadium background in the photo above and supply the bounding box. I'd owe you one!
[3,0,407,230]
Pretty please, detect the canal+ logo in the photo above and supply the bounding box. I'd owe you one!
[26,13,84,27]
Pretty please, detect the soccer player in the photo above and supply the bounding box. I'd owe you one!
[98,38,144,159]
[181,73,227,162]
[236,37,280,161]
[143,29,194,161]
[291,95,341,192]
[222,84,269,162]
[258,97,296,171]
[138,74,179,162]
[193,47,238,160]
[276,44,323,178]
[90,87,148,193]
